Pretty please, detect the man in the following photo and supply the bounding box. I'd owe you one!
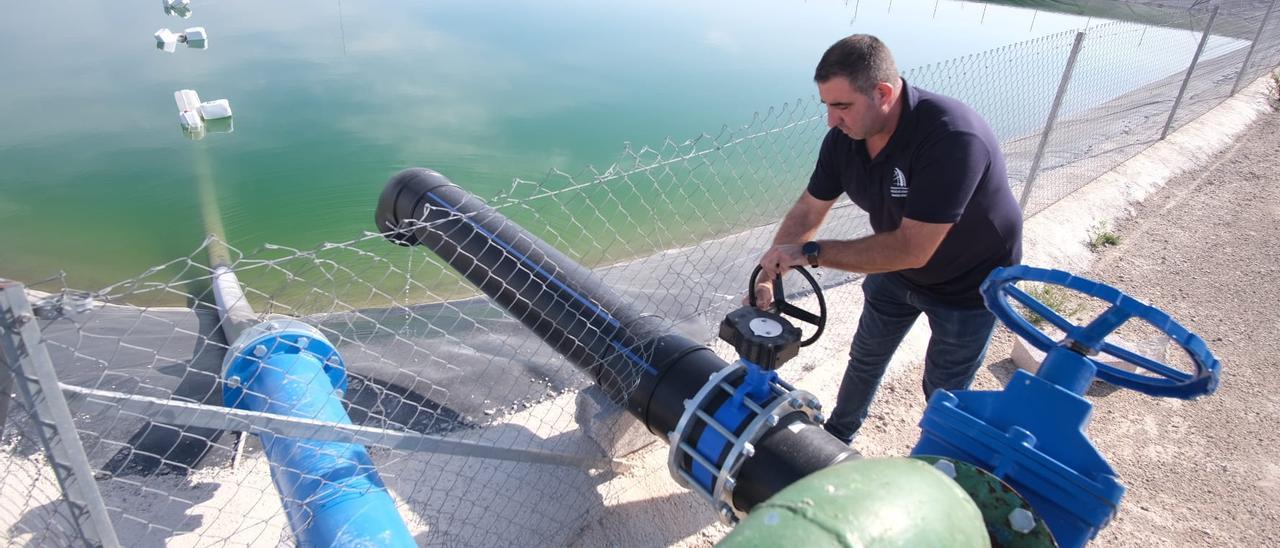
[754,34,1022,444]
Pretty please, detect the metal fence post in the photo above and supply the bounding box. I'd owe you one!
[1162,6,1220,139]
[0,335,11,439]
[0,280,120,548]
[1019,31,1086,211]
[1231,0,1278,96]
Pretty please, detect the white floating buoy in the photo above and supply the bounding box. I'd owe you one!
[155,28,177,45]
[176,90,204,133]
[180,26,208,49]
[155,28,178,52]
[182,27,207,42]
[156,27,206,51]
[204,117,234,135]
[163,0,191,18]
[179,110,204,131]
[197,99,233,120]
[175,89,201,113]
[174,89,232,138]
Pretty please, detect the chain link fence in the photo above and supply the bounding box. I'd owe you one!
[3,0,1279,545]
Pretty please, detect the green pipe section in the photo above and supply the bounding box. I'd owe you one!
[718,457,990,548]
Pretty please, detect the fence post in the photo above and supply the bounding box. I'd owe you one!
[0,280,120,548]
[0,333,11,438]
[1019,31,1086,211]
[1162,6,1220,139]
[1231,0,1278,96]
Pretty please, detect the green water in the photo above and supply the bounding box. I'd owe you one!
[0,0,1182,295]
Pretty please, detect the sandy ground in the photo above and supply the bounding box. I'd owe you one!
[1077,99,1280,547]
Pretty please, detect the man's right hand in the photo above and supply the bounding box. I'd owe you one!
[747,243,808,309]
[746,191,835,310]
[744,278,774,310]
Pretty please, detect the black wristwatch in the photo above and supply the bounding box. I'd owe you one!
[801,241,821,268]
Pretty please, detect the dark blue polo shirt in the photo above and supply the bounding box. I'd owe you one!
[807,82,1022,307]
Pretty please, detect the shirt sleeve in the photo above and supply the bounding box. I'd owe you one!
[903,130,989,224]
[806,128,847,201]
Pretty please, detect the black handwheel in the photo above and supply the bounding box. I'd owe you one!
[748,265,827,346]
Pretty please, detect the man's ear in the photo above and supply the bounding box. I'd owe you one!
[875,82,894,107]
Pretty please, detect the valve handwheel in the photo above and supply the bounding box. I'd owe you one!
[981,265,1220,399]
[748,265,827,347]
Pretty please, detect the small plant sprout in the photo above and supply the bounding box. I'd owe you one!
[1087,221,1120,252]
[1016,282,1083,327]
[1270,69,1280,110]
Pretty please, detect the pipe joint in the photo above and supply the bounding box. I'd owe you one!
[222,317,347,404]
[667,359,821,524]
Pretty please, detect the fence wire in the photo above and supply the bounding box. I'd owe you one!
[1,400,85,547]
[3,0,1280,546]
[12,233,639,547]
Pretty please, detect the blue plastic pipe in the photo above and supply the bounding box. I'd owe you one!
[222,320,415,547]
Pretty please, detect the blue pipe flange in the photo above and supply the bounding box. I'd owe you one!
[667,361,741,506]
[667,359,823,524]
[217,316,414,546]
[981,265,1220,399]
[222,316,347,404]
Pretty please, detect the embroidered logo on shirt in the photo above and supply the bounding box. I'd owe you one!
[890,167,909,198]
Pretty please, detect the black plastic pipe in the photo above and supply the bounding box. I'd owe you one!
[375,168,850,510]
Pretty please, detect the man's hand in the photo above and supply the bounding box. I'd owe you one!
[759,243,807,280]
[744,244,808,309]
[748,277,774,309]
[746,191,834,309]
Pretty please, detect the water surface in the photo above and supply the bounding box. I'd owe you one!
[0,0,1219,293]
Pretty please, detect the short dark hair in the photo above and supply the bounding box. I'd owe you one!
[813,34,900,96]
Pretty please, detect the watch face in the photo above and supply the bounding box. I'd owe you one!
[802,241,820,266]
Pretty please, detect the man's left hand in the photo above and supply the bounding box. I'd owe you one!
[758,244,808,281]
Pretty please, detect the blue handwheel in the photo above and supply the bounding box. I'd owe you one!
[981,265,1220,399]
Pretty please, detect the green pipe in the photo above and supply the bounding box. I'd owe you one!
[718,457,990,548]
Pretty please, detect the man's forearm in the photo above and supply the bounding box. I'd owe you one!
[760,215,950,280]
[772,198,828,245]
[816,231,930,273]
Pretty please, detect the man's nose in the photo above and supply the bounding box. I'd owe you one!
[826,109,839,128]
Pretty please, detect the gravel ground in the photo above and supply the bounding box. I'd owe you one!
[1076,101,1280,547]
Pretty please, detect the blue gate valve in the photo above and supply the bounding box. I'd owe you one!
[912,265,1221,547]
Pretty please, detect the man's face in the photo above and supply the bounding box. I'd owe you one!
[818,77,887,140]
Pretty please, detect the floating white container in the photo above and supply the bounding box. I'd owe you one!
[174,90,232,137]
[197,99,233,120]
[155,28,178,45]
[179,110,204,130]
[204,117,234,135]
[163,0,191,18]
[174,89,201,113]
[183,27,207,42]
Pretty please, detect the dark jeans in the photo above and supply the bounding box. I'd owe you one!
[823,273,997,444]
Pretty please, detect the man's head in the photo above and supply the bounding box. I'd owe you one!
[813,34,901,140]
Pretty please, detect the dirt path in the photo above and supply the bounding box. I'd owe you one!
[1074,104,1280,547]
